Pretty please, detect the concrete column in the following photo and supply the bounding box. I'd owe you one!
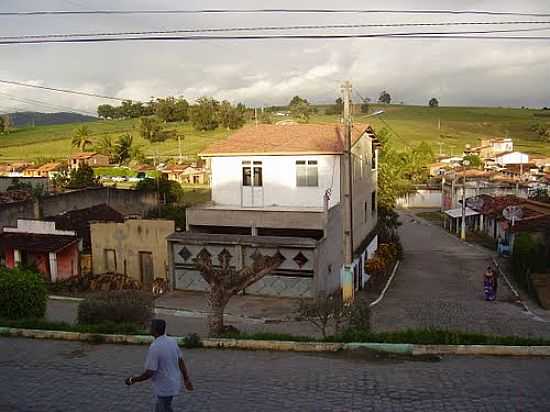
[14,249,21,266]
[49,252,58,282]
[479,214,484,232]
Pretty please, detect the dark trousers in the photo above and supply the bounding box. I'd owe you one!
[155,396,174,412]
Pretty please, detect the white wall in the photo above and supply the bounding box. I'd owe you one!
[4,219,75,236]
[496,152,529,165]
[210,155,341,209]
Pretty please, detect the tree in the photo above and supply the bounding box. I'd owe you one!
[378,90,391,104]
[0,116,4,133]
[136,176,184,204]
[97,104,116,119]
[138,116,163,142]
[218,101,246,130]
[94,135,115,160]
[360,97,370,114]
[66,164,100,189]
[377,128,413,207]
[194,249,284,336]
[289,96,313,123]
[429,97,439,108]
[114,133,141,165]
[463,154,482,168]
[71,125,92,151]
[190,97,220,131]
[529,188,550,203]
[529,123,550,142]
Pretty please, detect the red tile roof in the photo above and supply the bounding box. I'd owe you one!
[0,232,77,253]
[71,152,100,160]
[201,123,373,156]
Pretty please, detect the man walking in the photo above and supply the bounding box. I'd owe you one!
[126,319,193,411]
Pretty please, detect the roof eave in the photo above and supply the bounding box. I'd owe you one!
[199,151,343,157]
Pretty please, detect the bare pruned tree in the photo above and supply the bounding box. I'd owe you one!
[194,248,284,336]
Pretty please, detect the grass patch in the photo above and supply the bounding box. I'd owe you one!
[219,331,317,342]
[222,328,550,346]
[0,318,146,335]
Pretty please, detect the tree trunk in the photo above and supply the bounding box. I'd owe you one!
[207,289,228,337]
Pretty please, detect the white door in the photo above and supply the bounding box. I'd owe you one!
[241,160,263,207]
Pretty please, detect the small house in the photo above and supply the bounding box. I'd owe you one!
[70,152,110,170]
[0,220,79,282]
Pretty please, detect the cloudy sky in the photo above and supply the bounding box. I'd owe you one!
[0,0,549,114]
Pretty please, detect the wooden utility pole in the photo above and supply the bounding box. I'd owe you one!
[340,81,355,302]
[341,81,354,266]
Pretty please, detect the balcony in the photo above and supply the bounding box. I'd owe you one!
[186,202,327,231]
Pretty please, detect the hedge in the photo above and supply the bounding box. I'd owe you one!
[77,290,153,326]
[0,267,47,320]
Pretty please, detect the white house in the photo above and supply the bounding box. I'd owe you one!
[496,151,529,166]
[168,123,380,298]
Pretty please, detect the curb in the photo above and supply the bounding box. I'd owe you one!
[369,260,400,308]
[48,295,84,302]
[2,327,550,357]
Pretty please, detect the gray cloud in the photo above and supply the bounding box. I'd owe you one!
[0,0,549,113]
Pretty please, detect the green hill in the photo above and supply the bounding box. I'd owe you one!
[1,104,549,162]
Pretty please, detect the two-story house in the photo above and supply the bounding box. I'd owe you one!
[70,152,110,170]
[167,123,379,298]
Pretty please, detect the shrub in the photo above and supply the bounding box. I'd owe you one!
[297,293,350,338]
[0,267,47,319]
[77,290,153,326]
[365,257,386,278]
[182,333,202,348]
[347,299,371,332]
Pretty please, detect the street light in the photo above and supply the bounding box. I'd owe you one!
[461,159,470,240]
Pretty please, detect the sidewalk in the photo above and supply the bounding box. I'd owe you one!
[155,290,302,322]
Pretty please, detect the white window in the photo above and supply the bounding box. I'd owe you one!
[242,160,263,187]
[296,160,319,187]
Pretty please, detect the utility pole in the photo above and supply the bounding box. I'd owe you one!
[341,81,354,302]
[461,160,470,240]
[437,142,444,156]
[178,135,184,165]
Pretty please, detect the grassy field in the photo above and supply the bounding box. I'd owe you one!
[1,104,549,162]
[0,118,232,162]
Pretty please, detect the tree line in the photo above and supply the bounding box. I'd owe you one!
[97,97,247,131]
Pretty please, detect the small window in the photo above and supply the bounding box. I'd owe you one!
[242,166,252,186]
[371,142,377,170]
[296,160,319,187]
[364,201,368,223]
[371,191,377,213]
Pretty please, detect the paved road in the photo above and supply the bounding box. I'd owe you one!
[372,211,550,338]
[2,337,550,411]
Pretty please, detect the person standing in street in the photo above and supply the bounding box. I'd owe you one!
[483,266,497,301]
[125,319,193,412]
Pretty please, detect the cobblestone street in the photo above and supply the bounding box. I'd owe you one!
[2,337,550,411]
[371,211,550,338]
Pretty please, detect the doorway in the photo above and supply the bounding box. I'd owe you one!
[241,160,264,207]
[139,252,154,291]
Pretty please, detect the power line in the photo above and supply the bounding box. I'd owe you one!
[0,91,98,116]
[3,20,550,40]
[0,79,125,101]
[1,9,550,17]
[2,27,550,45]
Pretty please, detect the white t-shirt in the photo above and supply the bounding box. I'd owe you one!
[144,335,182,397]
